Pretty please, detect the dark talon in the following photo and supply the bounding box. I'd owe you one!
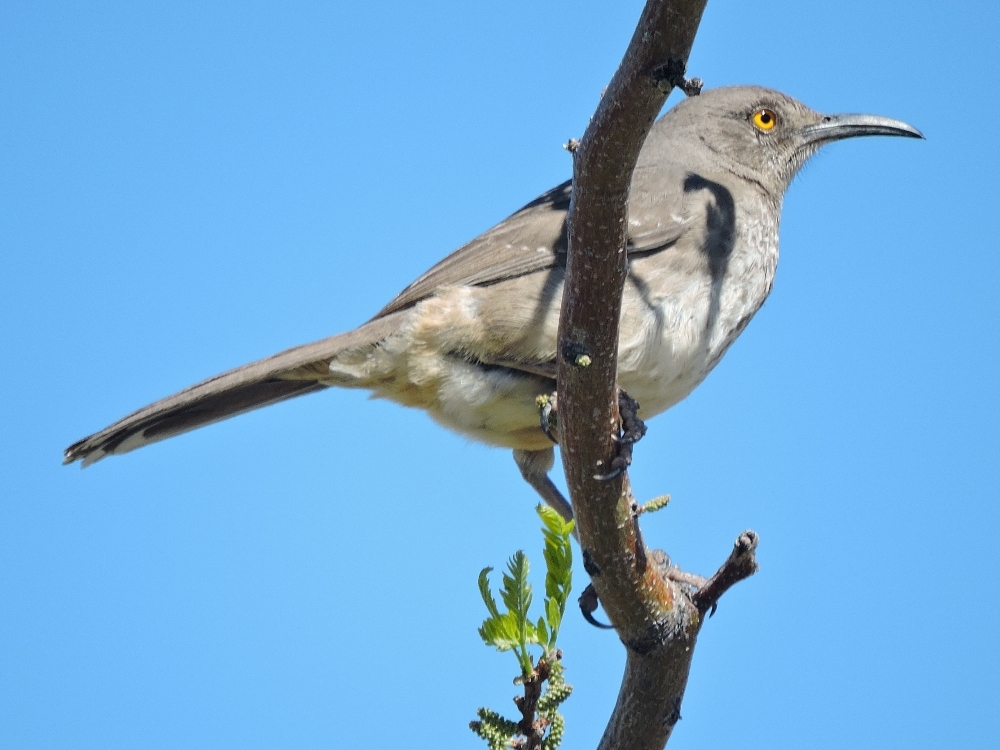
[709,602,718,618]
[593,465,623,482]
[582,609,614,629]
[579,584,614,630]
[536,392,559,444]
[553,388,645,479]
[582,549,601,577]
[617,390,647,445]
[592,390,647,480]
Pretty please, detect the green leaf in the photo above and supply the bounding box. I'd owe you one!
[543,546,569,599]
[537,504,575,537]
[500,551,532,622]
[475,509,577,678]
[525,617,541,643]
[536,615,549,648]
[536,505,573,649]
[546,597,562,637]
[478,567,501,619]
[537,503,562,533]
[479,613,520,651]
[490,551,534,676]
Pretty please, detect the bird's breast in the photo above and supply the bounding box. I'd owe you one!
[618,202,780,418]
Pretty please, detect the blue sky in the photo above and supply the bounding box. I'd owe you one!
[2,1,998,748]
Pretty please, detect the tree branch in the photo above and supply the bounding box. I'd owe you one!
[556,2,759,748]
[692,531,760,616]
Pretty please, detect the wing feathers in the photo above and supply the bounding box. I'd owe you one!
[375,181,572,318]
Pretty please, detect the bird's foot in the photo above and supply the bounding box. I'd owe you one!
[578,583,614,629]
[535,391,559,444]
[615,390,647,445]
[594,390,647,481]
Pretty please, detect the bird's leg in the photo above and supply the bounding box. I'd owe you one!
[594,390,647,481]
[512,447,574,527]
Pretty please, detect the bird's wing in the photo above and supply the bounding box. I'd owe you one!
[625,165,693,256]
[374,181,573,319]
[374,178,690,319]
[626,220,690,256]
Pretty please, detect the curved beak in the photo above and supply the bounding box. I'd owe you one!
[802,113,924,145]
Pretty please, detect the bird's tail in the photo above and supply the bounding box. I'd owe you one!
[64,314,403,466]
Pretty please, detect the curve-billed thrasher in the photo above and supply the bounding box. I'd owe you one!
[65,86,921,517]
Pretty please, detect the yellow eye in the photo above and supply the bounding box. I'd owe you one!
[752,108,778,131]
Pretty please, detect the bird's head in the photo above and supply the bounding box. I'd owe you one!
[652,85,923,199]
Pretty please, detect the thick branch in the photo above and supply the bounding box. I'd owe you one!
[555,2,716,749]
[558,0,709,603]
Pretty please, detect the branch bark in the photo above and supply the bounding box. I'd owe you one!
[556,3,758,748]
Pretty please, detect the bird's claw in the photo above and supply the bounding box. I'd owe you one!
[593,390,646,481]
[536,392,559,444]
[617,390,647,445]
[593,465,624,482]
[579,583,614,630]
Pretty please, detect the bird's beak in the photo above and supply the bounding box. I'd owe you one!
[802,113,924,145]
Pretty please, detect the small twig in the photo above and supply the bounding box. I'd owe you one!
[652,59,704,97]
[691,531,760,615]
[664,569,707,589]
[513,658,552,750]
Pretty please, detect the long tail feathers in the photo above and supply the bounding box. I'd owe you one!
[64,314,402,466]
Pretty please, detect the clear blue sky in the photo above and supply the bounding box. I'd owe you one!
[2,1,997,747]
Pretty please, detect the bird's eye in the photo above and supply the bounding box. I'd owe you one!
[751,108,778,132]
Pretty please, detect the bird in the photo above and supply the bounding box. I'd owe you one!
[64,86,922,521]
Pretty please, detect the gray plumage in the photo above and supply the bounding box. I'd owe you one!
[65,86,920,515]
